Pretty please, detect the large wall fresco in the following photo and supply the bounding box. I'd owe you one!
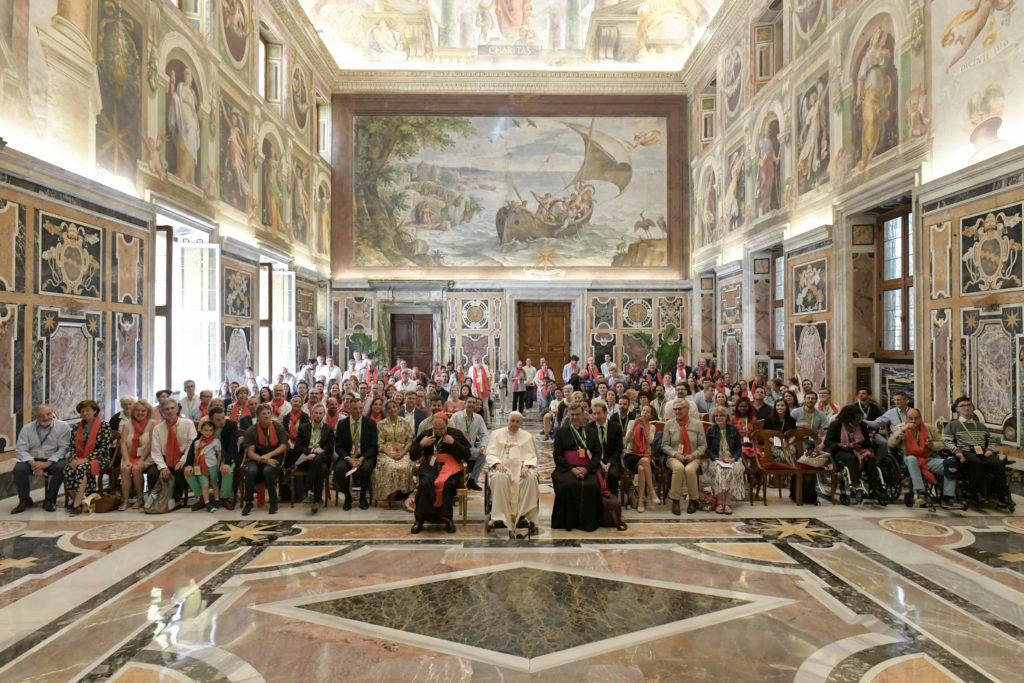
[351,114,669,270]
[300,0,722,71]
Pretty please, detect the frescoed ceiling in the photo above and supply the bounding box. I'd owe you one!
[298,0,723,72]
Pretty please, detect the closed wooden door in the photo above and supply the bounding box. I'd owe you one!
[517,302,571,374]
[391,314,433,371]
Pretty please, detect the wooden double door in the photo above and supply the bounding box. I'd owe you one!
[516,302,571,374]
[390,314,433,371]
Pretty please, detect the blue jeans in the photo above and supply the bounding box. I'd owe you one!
[14,460,66,502]
[469,447,485,483]
[905,456,956,497]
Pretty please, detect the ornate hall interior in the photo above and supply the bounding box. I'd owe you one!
[1,0,1024,680]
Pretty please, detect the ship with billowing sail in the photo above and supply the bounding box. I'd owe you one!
[495,119,632,244]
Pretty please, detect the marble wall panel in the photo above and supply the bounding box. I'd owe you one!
[224,267,253,319]
[793,258,828,315]
[459,335,489,368]
[112,312,142,413]
[622,333,651,366]
[622,298,654,330]
[879,363,914,410]
[0,304,25,453]
[929,220,952,299]
[959,203,1023,296]
[0,200,26,293]
[793,321,828,389]
[345,297,374,331]
[35,308,104,422]
[297,286,316,329]
[720,281,741,327]
[223,325,252,385]
[112,233,142,304]
[722,332,740,377]
[851,252,875,356]
[585,292,687,371]
[753,278,771,355]
[591,333,616,366]
[930,309,953,421]
[36,212,104,301]
[962,305,1022,445]
[701,293,715,354]
[657,297,684,330]
[460,298,490,331]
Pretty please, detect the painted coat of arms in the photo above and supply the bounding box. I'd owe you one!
[961,204,1023,294]
[37,214,102,299]
[793,259,827,314]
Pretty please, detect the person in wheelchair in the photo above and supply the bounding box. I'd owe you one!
[824,405,884,503]
[484,411,540,535]
[944,396,1013,508]
[889,407,958,509]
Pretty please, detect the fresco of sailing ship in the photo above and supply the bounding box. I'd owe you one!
[495,119,632,245]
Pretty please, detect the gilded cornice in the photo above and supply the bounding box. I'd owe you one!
[332,69,686,95]
[680,0,748,90]
[267,0,339,84]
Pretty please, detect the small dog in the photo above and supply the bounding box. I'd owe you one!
[81,493,101,514]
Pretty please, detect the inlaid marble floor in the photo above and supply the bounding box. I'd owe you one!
[1,489,1023,682]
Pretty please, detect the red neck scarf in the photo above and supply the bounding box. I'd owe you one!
[324,410,341,427]
[76,418,101,459]
[817,401,839,414]
[587,363,597,378]
[676,419,693,456]
[257,421,279,447]
[732,414,752,437]
[129,419,148,461]
[200,403,209,417]
[196,435,214,476]
[906,424,929,459]
[365,367,378,383]
[632,422,649,456]
[271,397,285,411]
[288,409,303,439]
[231,402,250,421]
[164,417,183,468]
[471,365,489,397]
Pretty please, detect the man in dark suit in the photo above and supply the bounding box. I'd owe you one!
[207,405,239,510]
[295,403,335,514]
[409,413,470,534]
[333,396,378,510]
[400,392,429,434]
[585,398,623,497]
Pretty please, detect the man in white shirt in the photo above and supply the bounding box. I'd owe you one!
[817,387,840,424]
[12,405,71,512]
[522,357,537,409]
[562,354,580,383]
[312,355,327,380]
[353,350,369,373]
[395,368,419,392]
[150,398,198,504]
[451,394,489,490]
[600,353,614,377]
[317,357,343,385]
[296,359,317,391]
[180,380,202,421]
[277,366,297,393]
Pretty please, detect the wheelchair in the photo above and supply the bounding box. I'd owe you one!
[821,448,893,506]
[482,468,537,539]
[901,449,968,512]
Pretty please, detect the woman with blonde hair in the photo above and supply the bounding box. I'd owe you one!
[625,404,659,512]
[119,400,155,510]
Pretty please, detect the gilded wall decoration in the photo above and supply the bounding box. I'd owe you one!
[796,72,830,195]
[297,286,316,329]
[960,204,1022,295]
[658,297,683,329]
[724,144,746,232]
[929,221,952,299]
[112,312,142,415]
[219,94,251,213]
[260,135,287,240]
[95,2,142,178]
[721,43,744,124]
[699,169,718,248]
[931,309,953,420]
[793,321,827,389]
[316,183,331,257]
[622,298,654,329]
[793,0,827,59]
[461,299,490,330]
[851,23,898,172]
[0,304,25,453]
[223,267,253,318]
[591,297,616,329]
[290,63,311,135]
[224,324,252,385]
[36,213,103,300]
[720,283,741,326]
[0,200,26,293]
[112,233,142,305]
[793,258,827,315]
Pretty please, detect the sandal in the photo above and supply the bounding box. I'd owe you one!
[117,501,127,511]
[723,505,733,515]
[637,502,646,513]
[715,504,725,514]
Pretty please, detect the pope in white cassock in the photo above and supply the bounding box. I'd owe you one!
[485,411,540,534]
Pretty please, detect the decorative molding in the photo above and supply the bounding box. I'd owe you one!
[267,0,339,85]
[918,146,1024,213]
[680,0,750,91]
[333,69,687,95]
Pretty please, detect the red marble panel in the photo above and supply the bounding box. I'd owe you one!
[929,220,951,299]
[851,252,875,356]
[49,324,90,421]
[931,309,952,420]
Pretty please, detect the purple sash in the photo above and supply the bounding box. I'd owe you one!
[564,449,607,491]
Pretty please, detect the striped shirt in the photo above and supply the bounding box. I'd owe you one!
[944,417,990,453]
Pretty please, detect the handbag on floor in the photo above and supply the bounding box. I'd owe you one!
[93,492,122,513]
[143,477,175,514]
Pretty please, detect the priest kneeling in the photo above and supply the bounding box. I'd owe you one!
[409,412,470,534]
[485,411,540,536]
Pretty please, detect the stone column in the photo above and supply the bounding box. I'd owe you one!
[566,0,579,50]
[56,0,89,35]
[440,0,456,47]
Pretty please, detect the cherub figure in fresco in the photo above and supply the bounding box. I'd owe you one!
[942,0,1015,74]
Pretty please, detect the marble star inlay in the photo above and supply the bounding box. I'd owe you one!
[198,522,279,546]
[0,557,38,573]
[256,561,791,673]
[758,519,833,542]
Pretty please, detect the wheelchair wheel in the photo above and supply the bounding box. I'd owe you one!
[839,492,850,505]
[880,455,904,502]
[904,492,914,507]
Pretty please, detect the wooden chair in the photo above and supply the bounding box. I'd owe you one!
[751,429,823,506]
[749,429,786,506]
[651,421,670,502]
[290,463,332,508]
[100,432,122,495]
[787,428,836,504]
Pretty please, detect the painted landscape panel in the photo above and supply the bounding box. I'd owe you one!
[353,115,669,269]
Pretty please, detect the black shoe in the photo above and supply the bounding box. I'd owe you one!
[67,505,82,516]
[411,520,424,534]
[998,495,1014,508]
[241,503,253,516]
[269,504,279,515]
[940,496,958,510]
[359,495,369,510]
[445,519,457,533]
[42,500,55,512]
[467,480,482,491]
[310,502,319,515]
[617,521,628,531]
[516,517,530,529]
[343,496,353,511]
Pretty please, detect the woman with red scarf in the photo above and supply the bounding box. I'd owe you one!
[624,404,659,512]
[367,397,386,423]
[118,400,155,510]
[230,386,251,422]
[66,400,115,515]
[282,395,310,470]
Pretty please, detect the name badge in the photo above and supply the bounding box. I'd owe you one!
[743,437,751,445]
[773,437,783,448]
[974,446,984,455]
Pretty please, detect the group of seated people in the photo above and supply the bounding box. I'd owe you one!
[10,353,1014,524]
